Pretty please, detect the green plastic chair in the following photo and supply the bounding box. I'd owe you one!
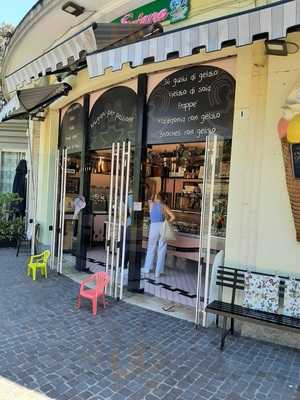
[27,250,50,281]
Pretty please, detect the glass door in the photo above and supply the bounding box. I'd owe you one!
[50,149,60,271]
[82,141,133,300]
[195,133,224,327]
[50,149,82,274]
[142,143,204,312]
[50,148,67,273]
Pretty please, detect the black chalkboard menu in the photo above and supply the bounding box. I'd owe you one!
[291,144,300,179]
[147,66,236,144]
[60,102,84,154]
[89,86,137,150]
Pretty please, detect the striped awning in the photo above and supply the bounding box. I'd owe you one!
[87,0,300,78]
[0,83,71,122]
[5,23,161,93]
[5,26,96,93]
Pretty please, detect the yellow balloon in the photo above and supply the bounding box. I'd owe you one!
[287,114,300,143]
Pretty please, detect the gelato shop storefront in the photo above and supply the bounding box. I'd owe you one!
[54,58,236,324]
[4,0,300,328]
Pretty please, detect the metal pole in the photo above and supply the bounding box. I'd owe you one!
[25,154,30,225]
[120,141,131,300]
[195,135,209,326]
[106,143,115,291]
[57,151,63,273]
[115,141,126,299]
[202,135,218,327]
[59,148,67,274]
[110,142,120,297]
[27,127,36,256]
[50,149,60,270]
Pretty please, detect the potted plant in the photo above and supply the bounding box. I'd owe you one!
[0,193,25,247]
[175,144,190,167]
[147,150,162,177]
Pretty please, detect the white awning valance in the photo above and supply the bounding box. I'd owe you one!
[87,0,300,78]
[5,23,160,93]
[6,26,96,93]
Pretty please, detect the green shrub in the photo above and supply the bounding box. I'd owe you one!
[0,193,25,242]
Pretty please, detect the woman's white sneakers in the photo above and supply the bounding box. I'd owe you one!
[144,271,166,279]
[155,272,166,279]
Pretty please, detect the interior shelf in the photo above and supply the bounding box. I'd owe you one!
[171,209,200,215]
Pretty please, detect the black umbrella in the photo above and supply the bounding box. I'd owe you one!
[12,159,27,217]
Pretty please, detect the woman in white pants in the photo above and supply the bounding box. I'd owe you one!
[144,192,175,278]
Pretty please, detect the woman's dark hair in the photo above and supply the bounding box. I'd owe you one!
[157,191,166,203]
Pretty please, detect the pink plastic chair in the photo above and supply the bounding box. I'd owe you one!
[76,272,109,316]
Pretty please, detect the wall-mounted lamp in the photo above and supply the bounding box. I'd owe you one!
[62,1,85,17]
[265,39,288,56]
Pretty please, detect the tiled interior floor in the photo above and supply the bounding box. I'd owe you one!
[63,248,200,309]
[143,267,197,307]
[62,252,197,322]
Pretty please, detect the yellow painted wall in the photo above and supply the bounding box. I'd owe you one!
[225,33,300,275]
[36,110,59,245]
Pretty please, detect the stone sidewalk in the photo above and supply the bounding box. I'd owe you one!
[0,248,300,400]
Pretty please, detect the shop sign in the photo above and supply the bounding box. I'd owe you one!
[291,144,300,179]
[147,66,236,144]
[114,0,190,25]
[60,102,84,154]
[89,86,137,150]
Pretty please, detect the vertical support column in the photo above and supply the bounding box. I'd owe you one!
[202,135,218,327]
[115,141,126,299]
[27,123,37,256]
[106,143,116,282]
[57,148,67,274]
[50,149,60,270]
[60,149,68,274]
[195,136,209,326]
[110,142,120,296]
[75,94,90,271]
[128,74,148,293]
[119,141,131,300]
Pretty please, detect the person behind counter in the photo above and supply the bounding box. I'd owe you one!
[144,192,175,279]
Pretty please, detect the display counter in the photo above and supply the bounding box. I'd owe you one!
[142,226,225,262]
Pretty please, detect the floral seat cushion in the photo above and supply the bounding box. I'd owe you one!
[283,279,300,318]
[243,272,280,314]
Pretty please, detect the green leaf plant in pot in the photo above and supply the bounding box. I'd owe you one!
[0,193,25,246]
[176,144,190,168]
[147,150,162,177]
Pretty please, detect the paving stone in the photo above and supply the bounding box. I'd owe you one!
[0,248,300,400]
[79,391,94,400]
[145,395,159,400]
[101,388,114,398]
[110,393,125,400]
[161,387,183,400]
[117,387,132,397]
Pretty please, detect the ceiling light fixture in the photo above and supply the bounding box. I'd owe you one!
[62,1,85,17]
